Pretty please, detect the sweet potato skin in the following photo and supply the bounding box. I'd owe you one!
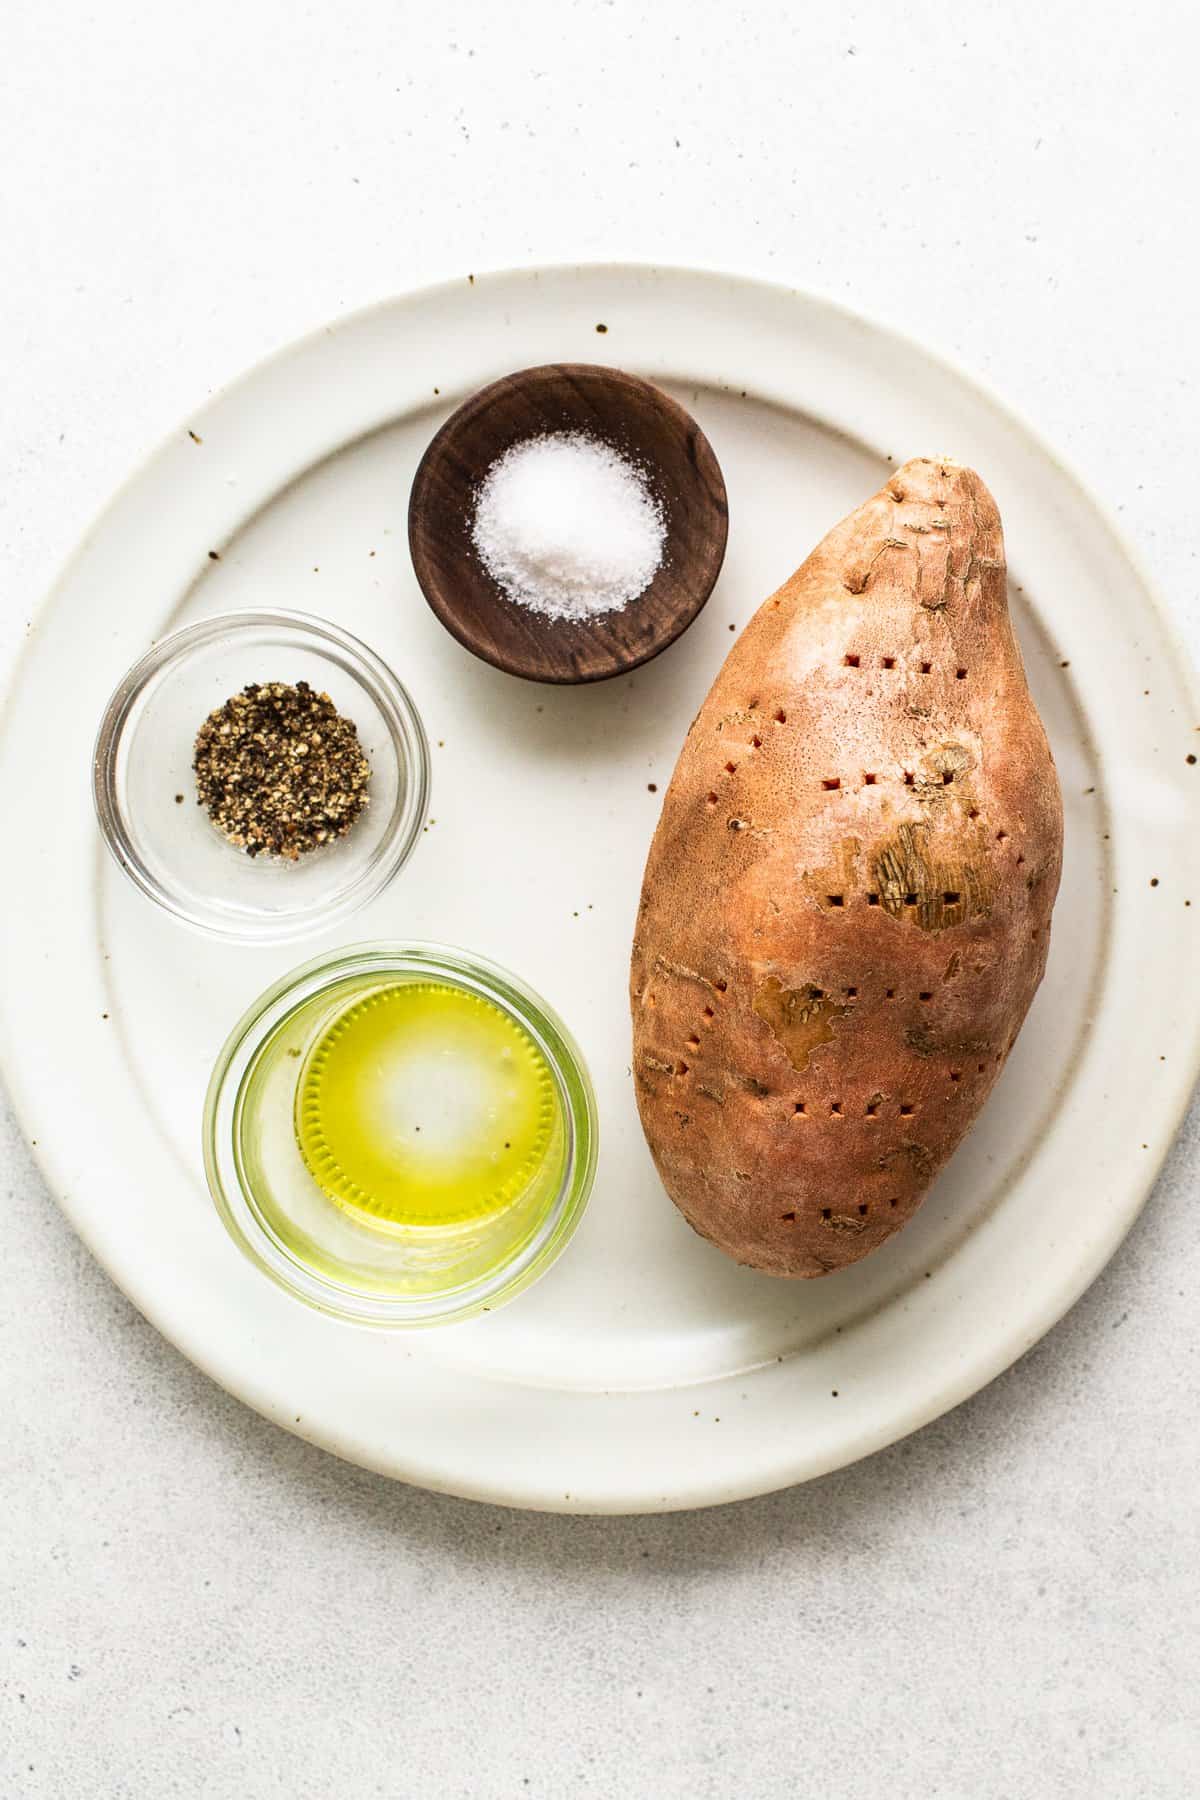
[630,459,1063,1276]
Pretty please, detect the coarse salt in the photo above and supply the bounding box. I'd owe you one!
[470,431,665,622]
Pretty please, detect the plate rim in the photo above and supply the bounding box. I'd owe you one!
[3,260,1199,1513]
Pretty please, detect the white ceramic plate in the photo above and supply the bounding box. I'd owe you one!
[2,265,1197,1514]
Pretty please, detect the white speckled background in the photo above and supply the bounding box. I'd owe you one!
[3,3,1199,1794]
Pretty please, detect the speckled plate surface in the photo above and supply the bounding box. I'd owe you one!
[1,265,1197,1513]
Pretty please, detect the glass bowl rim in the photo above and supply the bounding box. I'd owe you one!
[92,608,431,944]
[202,939,599,1327]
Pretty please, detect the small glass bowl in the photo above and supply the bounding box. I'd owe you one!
[202,942,599,1327]
[93,610,430,943]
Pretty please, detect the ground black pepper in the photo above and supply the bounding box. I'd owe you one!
[193,680,370,859]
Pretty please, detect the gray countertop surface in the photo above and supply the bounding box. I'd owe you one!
[3,4,1198,1794]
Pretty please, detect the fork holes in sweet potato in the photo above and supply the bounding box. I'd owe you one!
[858,1203,868,1216]
[773,709,787,724]
[882,656,896,670]
[827,894,844,907]
[780,1211,796,1222]
[793,1102,806,1117]
[843,654,861,668]
[942,771,954,785]
[863,772,877,786]
[844,986,857,998]
[702,1006,714,1020]
[822,778,841,791]
[885,989,896,1000]
[918,991,933,1002]
[714,979,728,993]
[724,762,737,775]
[867,892,880,906]
[956,667,967,680]
[919,661,932,675]
[750,735,762,749]
[899,1103,915,1116]
[830,1102,843,1116]
[903,771,915,787]
[686,1036,700,1051]
[705,792,718,807]
[943,891,961,905]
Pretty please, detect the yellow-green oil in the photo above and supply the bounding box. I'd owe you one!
[294,981,559,1231]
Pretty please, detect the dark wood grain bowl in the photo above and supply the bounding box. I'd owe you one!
[407,363,729,685]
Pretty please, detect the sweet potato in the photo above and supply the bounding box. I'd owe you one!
[630,459,1062,1276]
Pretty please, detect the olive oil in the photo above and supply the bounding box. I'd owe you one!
[295,981,559,1229]
[207,945,597,1322]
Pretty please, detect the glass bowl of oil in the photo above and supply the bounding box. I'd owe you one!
[203,942,599,1326]
[93,610,430,943]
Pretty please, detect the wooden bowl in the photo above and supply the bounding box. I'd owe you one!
[408,363,728,684]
